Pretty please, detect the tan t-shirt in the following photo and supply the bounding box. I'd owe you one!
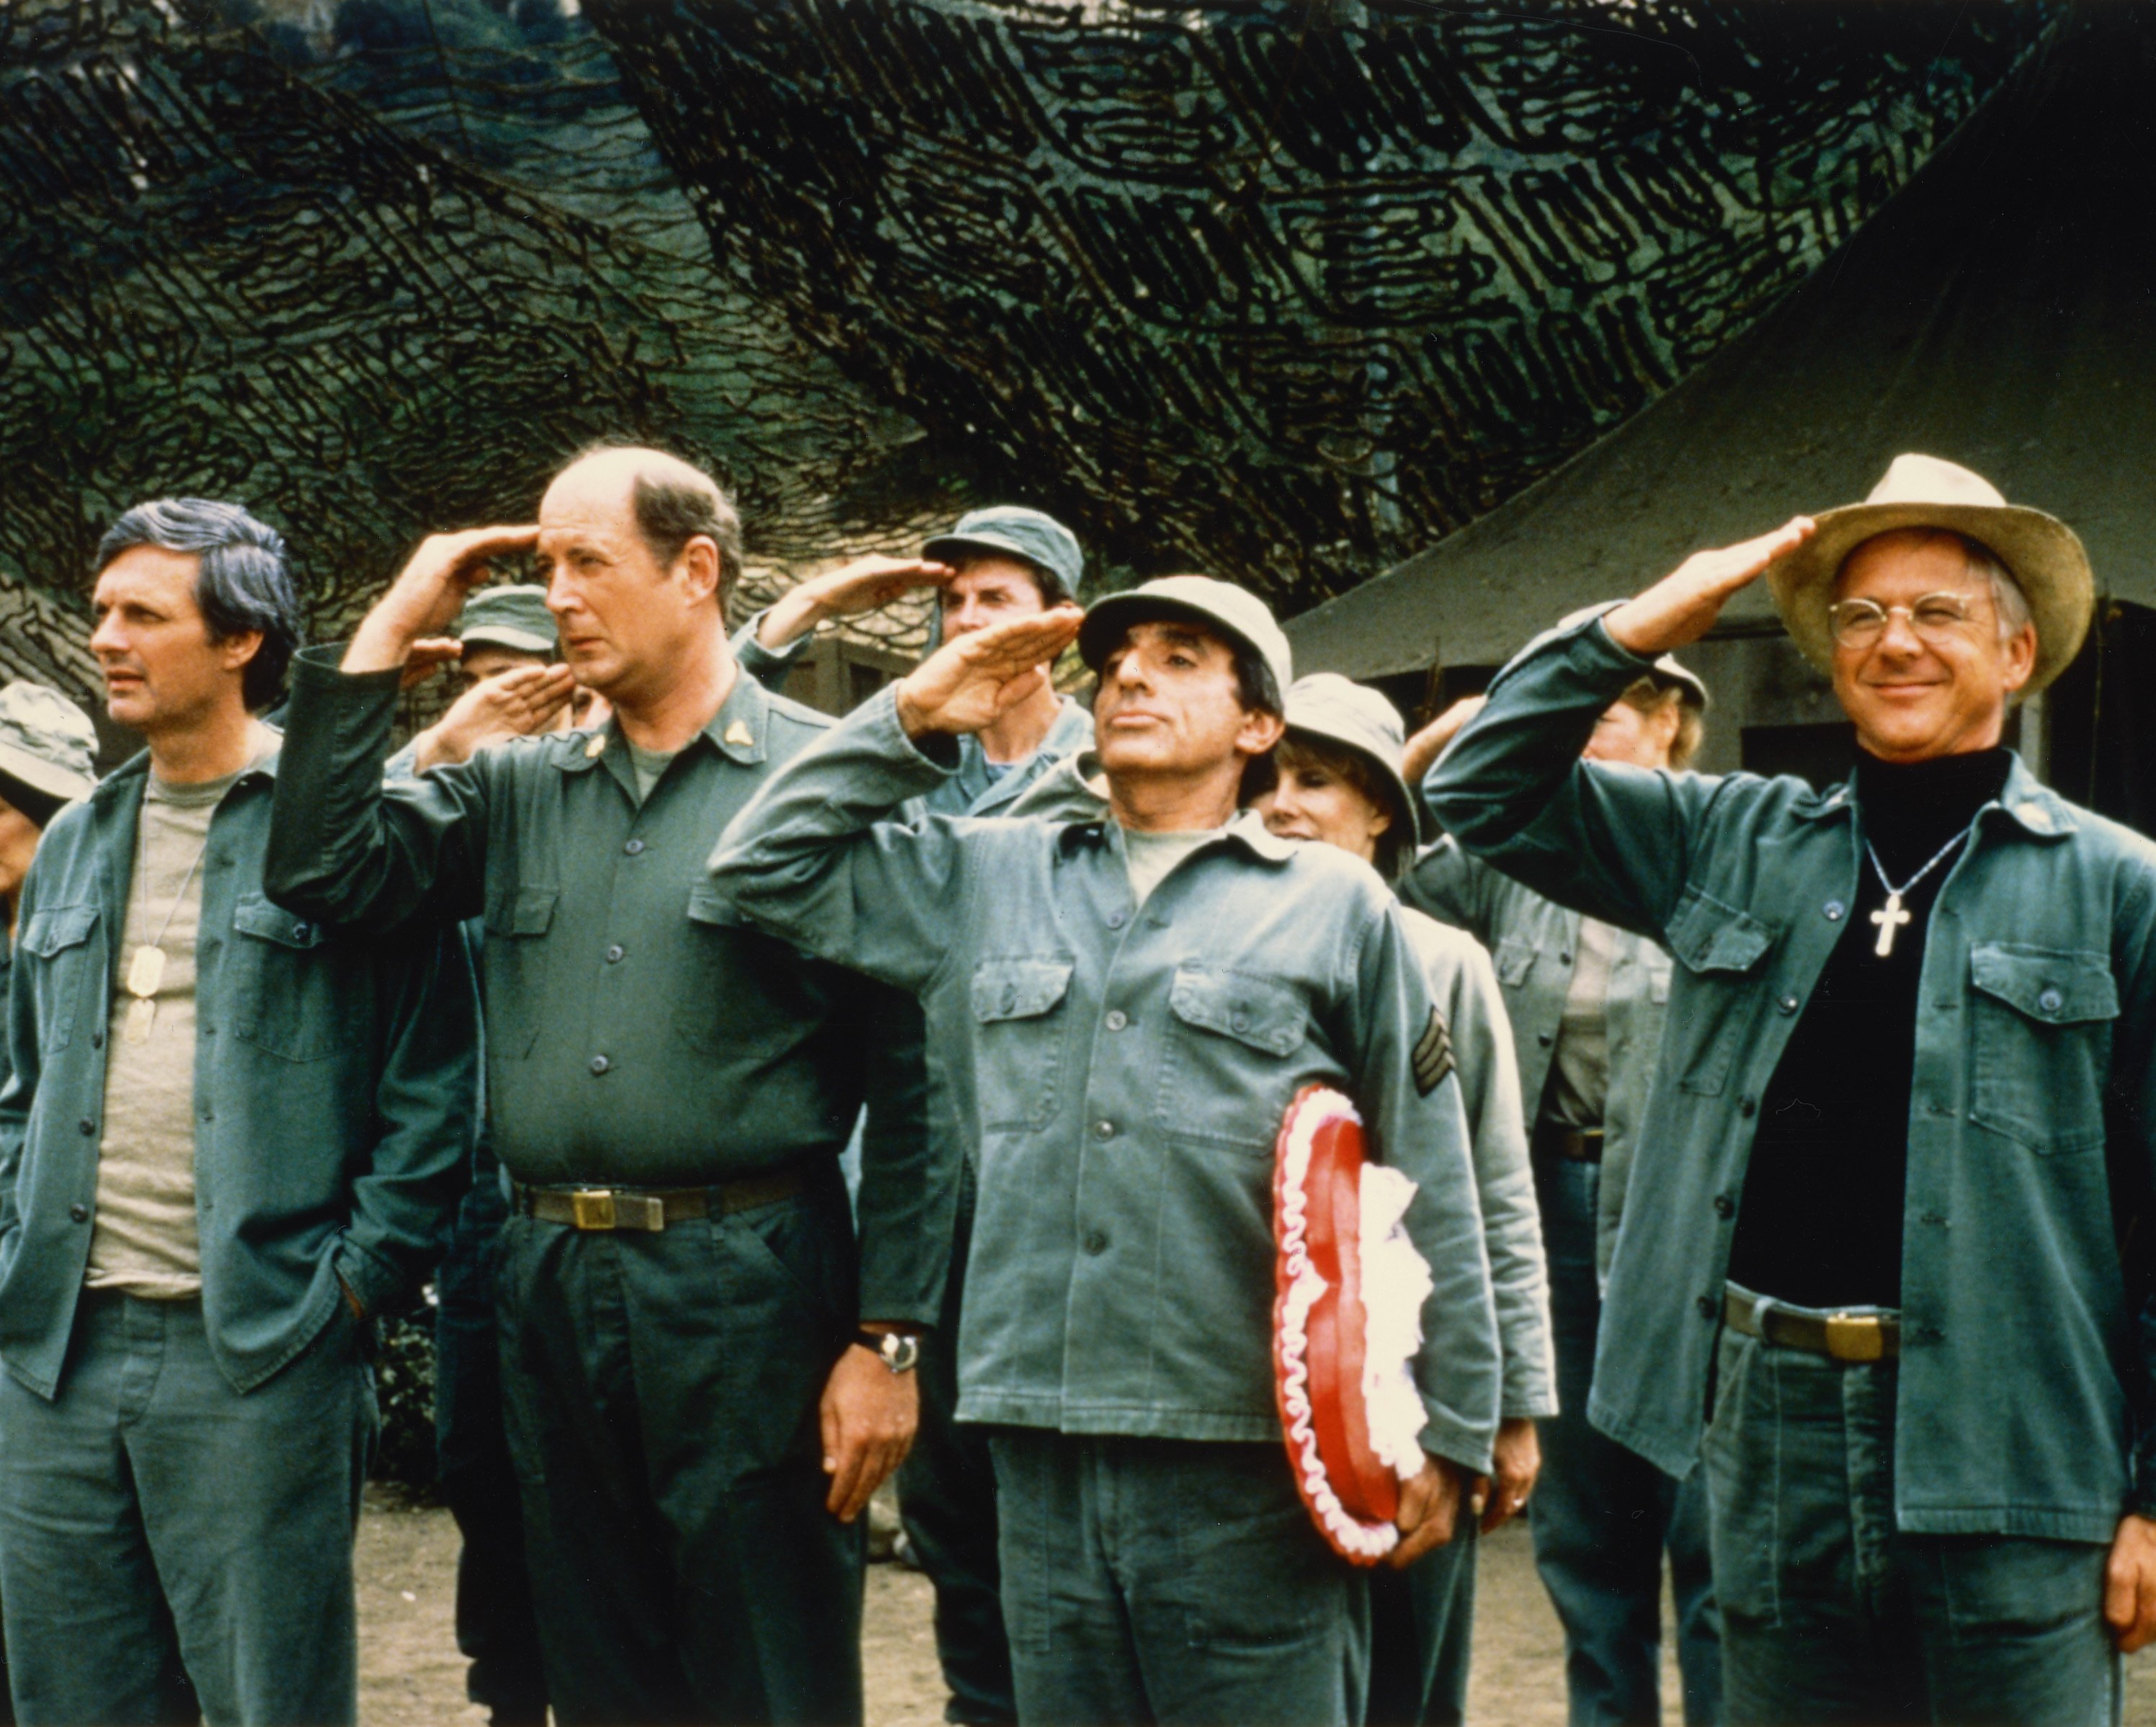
[1540,915,1616,1130]
[84,731,271,1297]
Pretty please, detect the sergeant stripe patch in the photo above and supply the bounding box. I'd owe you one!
[1412,1006,1454,1097]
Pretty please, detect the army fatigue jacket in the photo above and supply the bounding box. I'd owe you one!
[1427,609,2156,1541]
[0,743,478,1399]
[265,650,945,1328]
[707,687,1502,1471]
[1002,747,1551,1420]
[1404,842,1672,1285]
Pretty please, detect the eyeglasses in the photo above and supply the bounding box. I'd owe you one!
[1825,592,1987,650]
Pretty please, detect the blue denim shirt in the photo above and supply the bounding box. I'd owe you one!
[0,745,478,1399]
[1403,843,1672,1285]
[708,687,1504,1471]
[1427,610,2156,1541]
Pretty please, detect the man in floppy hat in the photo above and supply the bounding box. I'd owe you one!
[1403,643,1723,1727]
[1253,672,1552,1727]
[0,682,99,944]
[737,508,1092,1726]
[709,577,1502,1726]
[1425,454,2156,1723]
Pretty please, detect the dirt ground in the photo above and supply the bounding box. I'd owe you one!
[357,1485,2156,1726]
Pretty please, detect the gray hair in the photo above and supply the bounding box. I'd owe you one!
[1957,534,2033,643]
[95,499,301,710]
[571,444,743,600]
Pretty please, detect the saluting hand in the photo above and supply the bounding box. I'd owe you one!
[411,662,580,772]
[1602,517,1815,656]
[894,606,1084,740]
[344,525,541,675]
[820,1342,919,1524]
[1401,696,1487,792]
[756,556,958,653]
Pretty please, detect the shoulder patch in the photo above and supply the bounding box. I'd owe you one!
[1412,1004,1454,1097]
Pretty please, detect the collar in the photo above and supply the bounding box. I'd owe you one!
[91,722,284,803]
[1055,806,1292,864]
[553,666,773,775]
[1792,750,2075,839]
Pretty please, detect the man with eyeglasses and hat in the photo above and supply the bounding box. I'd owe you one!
[1425,455,2156,1725]
[709,576,1501,1727]
[735,505,1092,1727]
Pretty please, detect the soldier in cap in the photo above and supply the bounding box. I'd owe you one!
[1427,456,2156,1724]
[738,505,1092,1726]
[265,446,944,1727]
[710,576,1501,1726]
[1400,646,1722,1727]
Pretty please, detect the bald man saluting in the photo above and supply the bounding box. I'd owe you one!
[266,445,947,1727]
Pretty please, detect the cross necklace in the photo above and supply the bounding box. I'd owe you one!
[1863,826,1974,958]
[122,807,213,1046]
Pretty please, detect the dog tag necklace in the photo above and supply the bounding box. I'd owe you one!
[123,808,210,1046]
[1864,826,1973,958]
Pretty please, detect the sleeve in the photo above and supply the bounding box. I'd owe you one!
[1437,935,1553,1420]
[2110,864,2156,1518]
[0,880,45,1275]
[333,919,481,1316]
[1345,900,1502,1476]
[731,610,811,690]
[1422,610,1727,937]
[1399,839,1497,945]
[705,683,977,996]
[848,983,955,1329]
[265,648,494,932]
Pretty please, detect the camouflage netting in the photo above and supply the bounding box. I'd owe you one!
[589,0,2063,612]
[0,0,949,706]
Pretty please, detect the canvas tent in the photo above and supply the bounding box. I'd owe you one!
[1284,6,2156,800]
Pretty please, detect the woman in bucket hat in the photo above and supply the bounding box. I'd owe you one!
[1255,672,1554,1727]
[1401,647,1721,1727]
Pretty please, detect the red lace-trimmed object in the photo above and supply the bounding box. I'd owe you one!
[1273,1084,1436,1565]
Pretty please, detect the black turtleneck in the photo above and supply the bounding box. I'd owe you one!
[1726,746,2013,1311]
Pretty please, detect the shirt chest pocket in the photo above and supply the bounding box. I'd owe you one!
[1665,885,1776,1097]
[1967,944,2118,1156]
[17,903,99,1056]
[482,885,558,1060]
[229,896,343,1062]
[1154,966,1308,1153]
[971,958,1074,1134]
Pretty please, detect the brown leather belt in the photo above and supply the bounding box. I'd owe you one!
[1724,1285,1900,1363]
[512,1166,806,1233]
[1533,1123,1604,1164]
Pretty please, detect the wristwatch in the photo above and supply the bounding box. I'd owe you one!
[858,1329,921,1374]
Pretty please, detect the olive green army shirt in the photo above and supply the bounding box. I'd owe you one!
[264,647,945,1325]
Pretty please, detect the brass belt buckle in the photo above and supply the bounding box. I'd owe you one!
[1824,1312,1884,1362]
[571,1189,617,1231]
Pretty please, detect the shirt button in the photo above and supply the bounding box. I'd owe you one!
[292,923,311,941]
[1559,951,1573,965]
[1536,1032,1553,1048]
[1106,911,1127,930]
[78,1118,94,1136]
[1738,1096,1757,1118]
[1000,985,1017,1013]
[623,839,646,856]
[606,945,625,964]
[589,1055,611,1076]
[1231,1012,1249,1032]
[1094,1120,1115,1140]
[1825,901,1845,921]
[1713,1195,1735,1219]
[1778,995,1799,1014]
[1105,1010,1128,1031]
[68,1204,87,1224]
[1083,1230,1108,1256]
[90,1032,103,1048]
[2039,986,2064,1014]
[1696,1295,1718,1320]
